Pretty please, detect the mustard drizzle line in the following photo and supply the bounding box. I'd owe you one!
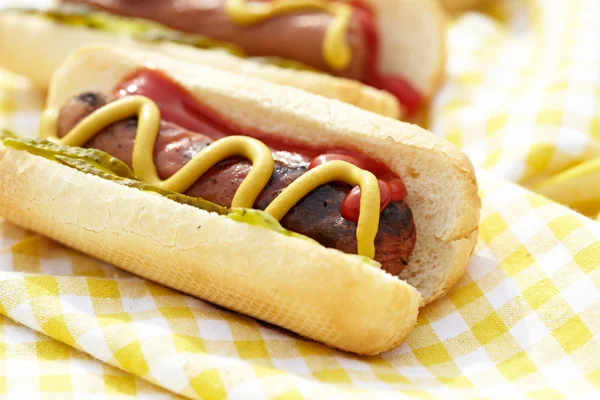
[265,160,379,259]
[43,95,380,259]
[224,0,353,71]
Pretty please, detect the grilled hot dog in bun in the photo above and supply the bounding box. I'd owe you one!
[0,45,479,355]
[0,0,447,119]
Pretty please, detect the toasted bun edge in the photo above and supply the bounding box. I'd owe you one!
[438,0,495,12]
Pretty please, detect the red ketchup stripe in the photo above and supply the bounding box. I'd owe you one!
[341,180,392,223]
[116,71,234,139]
[115,69,408,222]
[308,153,406,221]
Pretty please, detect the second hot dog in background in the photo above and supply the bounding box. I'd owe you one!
[0,0,447,119]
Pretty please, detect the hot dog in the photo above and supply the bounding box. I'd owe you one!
[0,0,447,119]
[0,45,480,354]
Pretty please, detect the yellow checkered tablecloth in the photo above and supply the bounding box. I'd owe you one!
[0,0,598,398]
[432,0,600,217]
[0,313,177,398]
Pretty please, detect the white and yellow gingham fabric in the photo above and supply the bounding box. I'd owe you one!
[0,0,599,398]
[431,0,600,217]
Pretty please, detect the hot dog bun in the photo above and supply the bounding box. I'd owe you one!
[0,45,480,354]
[0,0,446,119]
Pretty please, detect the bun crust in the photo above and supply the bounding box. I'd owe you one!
[0,45,480,353]
[438,0,494,12]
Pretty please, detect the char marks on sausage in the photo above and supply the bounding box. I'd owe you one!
[57,92,416,275]
[62,0,367,80]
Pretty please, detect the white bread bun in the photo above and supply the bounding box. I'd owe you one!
[0,0,447,118]
[0,45,479,354]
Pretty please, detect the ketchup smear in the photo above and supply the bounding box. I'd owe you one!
[115,69,408,222]
[348,1,423,117]
[308,154,406,222]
